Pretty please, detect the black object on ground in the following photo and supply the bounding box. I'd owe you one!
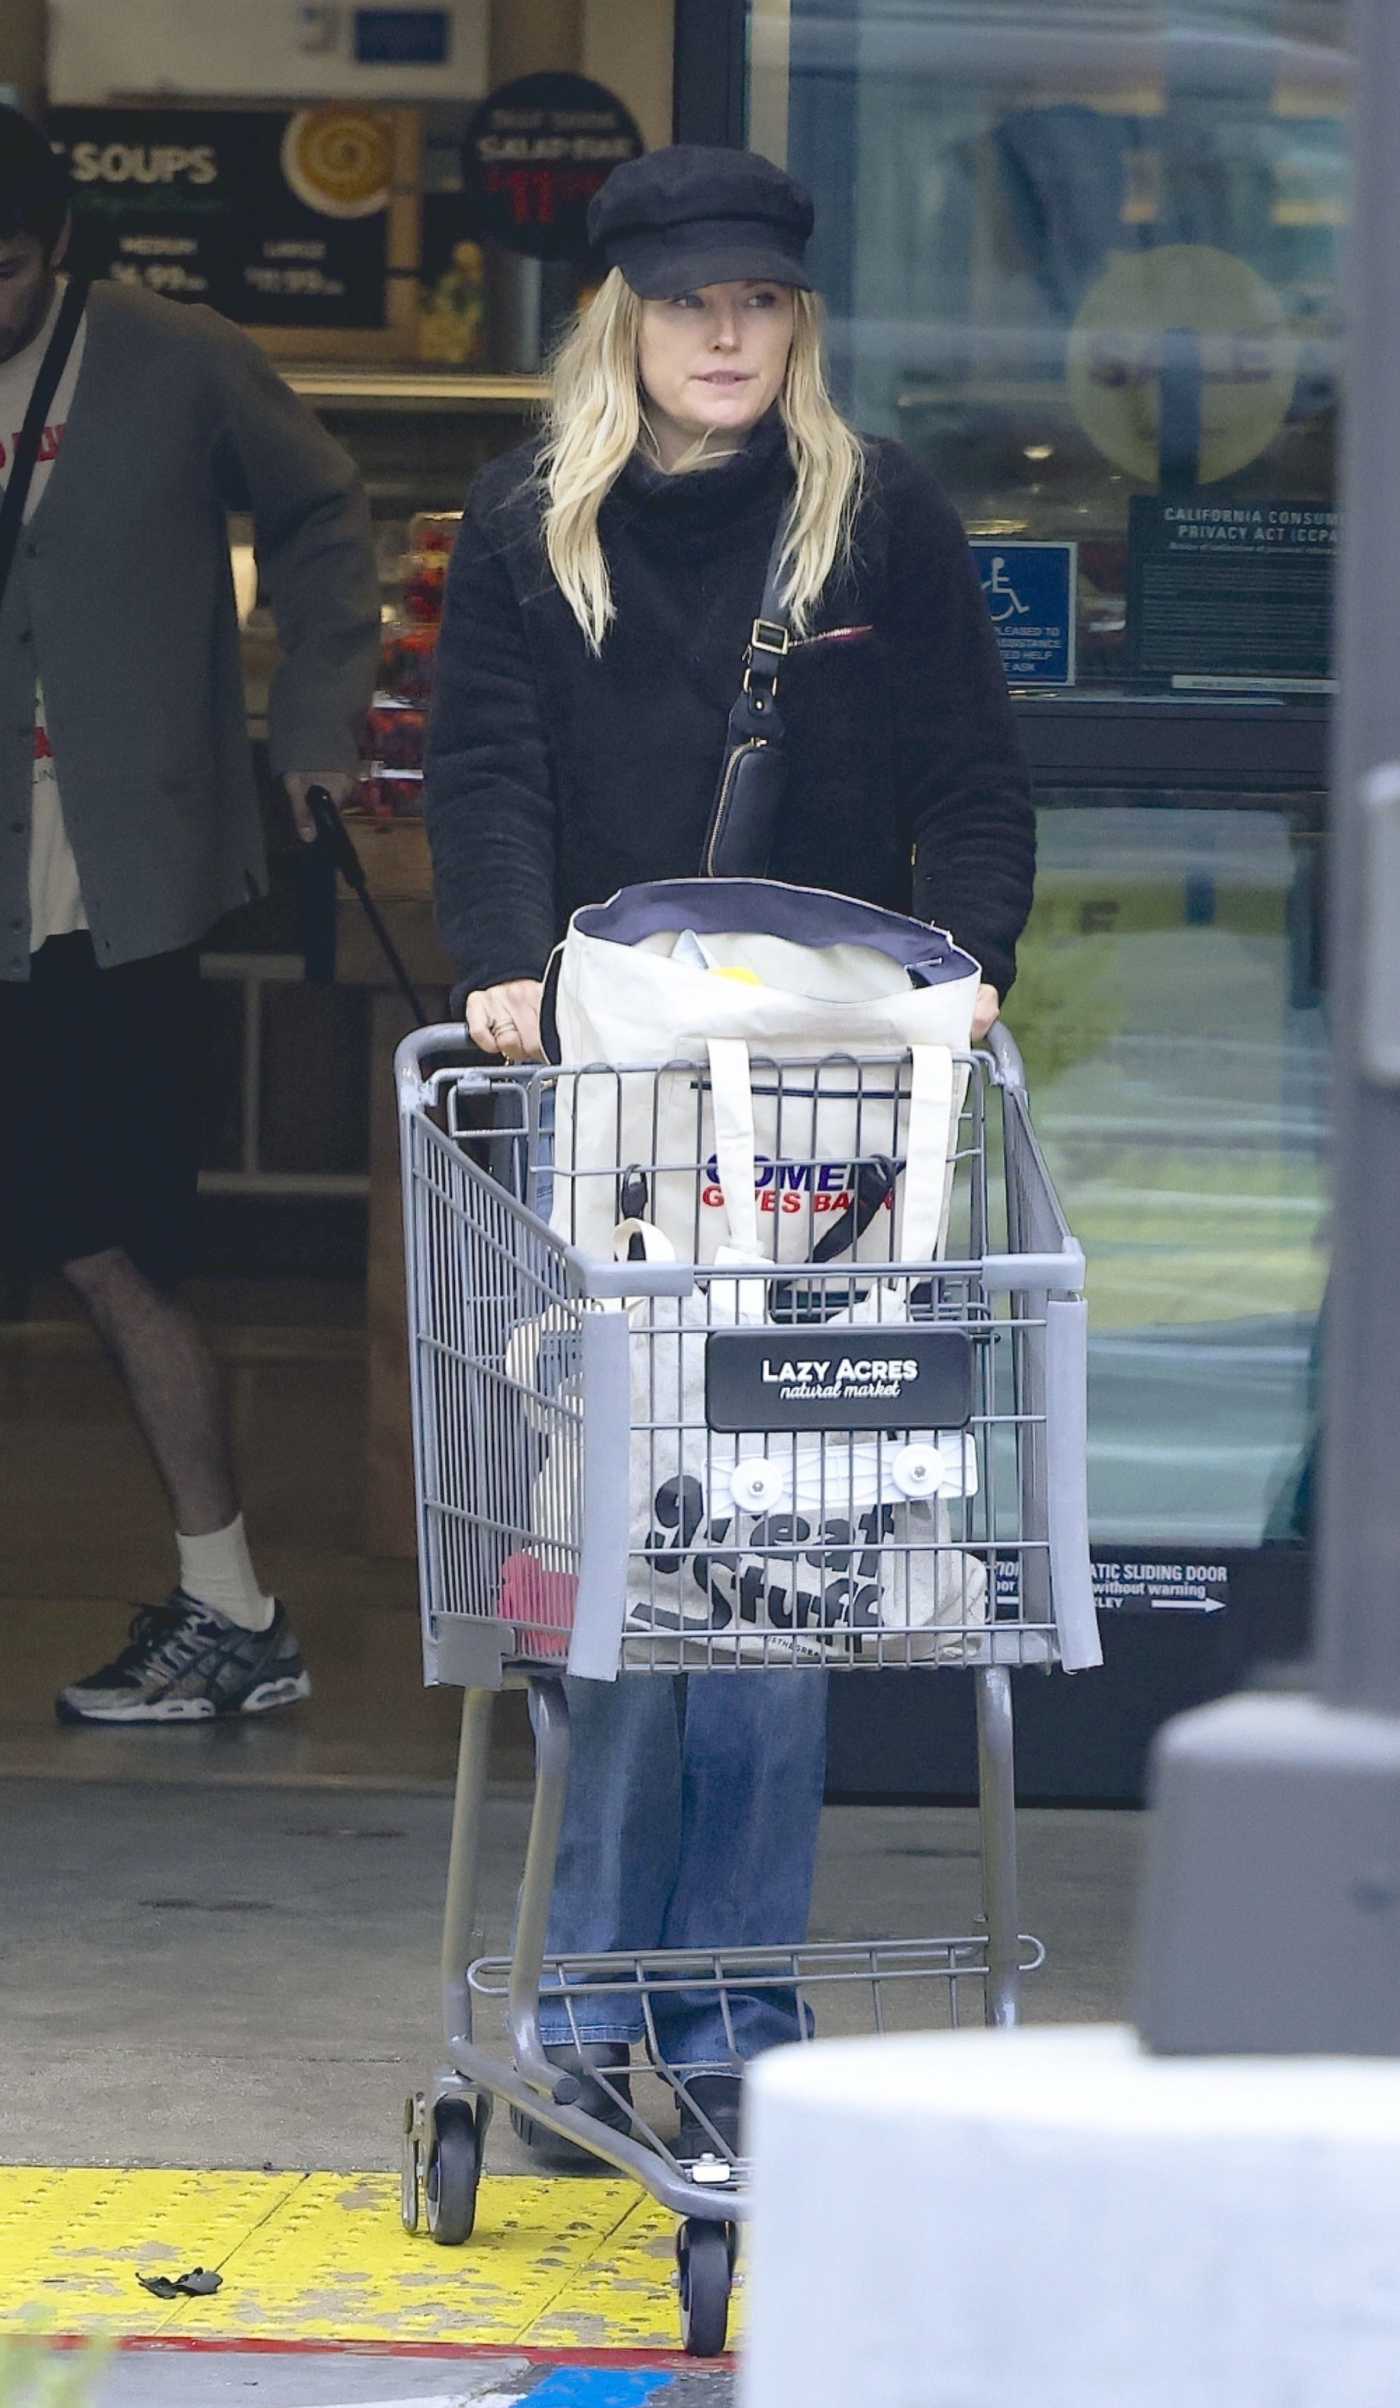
[136,2266,223,2299]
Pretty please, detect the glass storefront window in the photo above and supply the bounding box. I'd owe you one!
[1027,797,1326,1544]
[744,0,1340,1551]
[751,0,1349,688]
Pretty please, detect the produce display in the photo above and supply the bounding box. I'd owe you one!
[354,510,460,819]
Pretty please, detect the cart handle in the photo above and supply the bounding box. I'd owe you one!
[985,1021,1026,1093]
[395,1022,493,1110]
[396,1023,1029,1100]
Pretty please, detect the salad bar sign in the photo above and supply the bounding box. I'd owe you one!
[49,106,395,329]
[461,71,644,262]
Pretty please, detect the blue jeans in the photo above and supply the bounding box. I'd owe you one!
[537,1668,829,2067]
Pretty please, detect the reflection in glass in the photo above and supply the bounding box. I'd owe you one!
[1017,802,1326,1544]
[759,0,1350,684]
[746,2,1341,1547]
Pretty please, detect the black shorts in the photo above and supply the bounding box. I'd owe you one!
[0,934,204,1288]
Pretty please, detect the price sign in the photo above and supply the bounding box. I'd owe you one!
[49,105,394,330]
[461,71,644,263]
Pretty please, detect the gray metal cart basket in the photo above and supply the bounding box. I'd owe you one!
[396,1023,1099,2355]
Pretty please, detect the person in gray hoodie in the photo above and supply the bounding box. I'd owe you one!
[0,106,380,1722]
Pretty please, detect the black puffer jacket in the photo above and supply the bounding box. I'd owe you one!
[424,417,1035,996]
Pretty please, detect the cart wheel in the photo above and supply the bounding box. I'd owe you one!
[400,2092,423,2234]
[677,2219,732,2357]
[426,2097,480,2245]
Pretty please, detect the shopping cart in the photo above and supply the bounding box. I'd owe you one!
[395,1025,1099,2355]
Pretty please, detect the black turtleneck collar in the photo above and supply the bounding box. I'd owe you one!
[609,411,790,536]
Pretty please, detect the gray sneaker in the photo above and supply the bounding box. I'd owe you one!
[55,1591,312,1725]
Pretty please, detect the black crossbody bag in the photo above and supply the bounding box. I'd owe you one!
[0,279,87,614]
[699,514,792,878]
[695,519,909,1275]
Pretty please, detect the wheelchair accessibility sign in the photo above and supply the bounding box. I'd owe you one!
[969,539,1077,685]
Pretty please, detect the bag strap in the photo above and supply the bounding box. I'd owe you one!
[741,512,792,720]
[614,1216,677,1269]
[0,278,87,616]
[898,1045,957,1267]
[700,512,792,877]
[708,1036,958,1272]
[706,1035,763,1257]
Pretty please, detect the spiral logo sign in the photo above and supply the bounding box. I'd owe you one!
[281,108,392,219]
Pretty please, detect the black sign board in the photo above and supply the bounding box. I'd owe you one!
[994,1550,1231,1617]
[355,8,449,64]
[49,107,393,331]
[705,1325,973,1435]
[1128,494,1336,686]
[461,71,643,263]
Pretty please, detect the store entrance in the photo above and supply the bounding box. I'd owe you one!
[675,0,1345,1795]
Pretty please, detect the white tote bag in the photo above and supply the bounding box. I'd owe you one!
[624,1242,987,1665]
[545,879,982,1273]
[506,1224,988,1670]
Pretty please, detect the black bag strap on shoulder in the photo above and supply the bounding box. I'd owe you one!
[0,277,87,615]
[700,511,792,878]
[738,514,792,725]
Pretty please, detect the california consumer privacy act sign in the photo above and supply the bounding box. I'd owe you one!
[969,540,1077,685]
[1127,496,1336,687]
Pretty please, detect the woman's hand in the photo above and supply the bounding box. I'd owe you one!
[465,978,546,1063]
[971,983,1001,1043]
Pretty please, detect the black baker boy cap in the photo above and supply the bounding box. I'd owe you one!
[587,144,815,299]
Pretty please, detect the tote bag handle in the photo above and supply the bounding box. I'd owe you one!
[705,1034,955,1271]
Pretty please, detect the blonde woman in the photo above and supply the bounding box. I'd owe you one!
[424,146,1034,2159]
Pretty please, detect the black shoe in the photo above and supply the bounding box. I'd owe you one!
[55,1592,312,1725]
[676,2074,744,2165]
[510,2042,634,2167]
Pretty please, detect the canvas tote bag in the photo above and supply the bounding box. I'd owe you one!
[505,1220,988,1667]
[544,878,983,1273]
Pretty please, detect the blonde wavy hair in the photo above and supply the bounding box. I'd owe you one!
[538,267,865,653]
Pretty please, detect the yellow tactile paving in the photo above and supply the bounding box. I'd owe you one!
[0,2169,301,2335]
[201,2174,642,2345]
[0,2170,742,2349]
[529,2192,743,2350]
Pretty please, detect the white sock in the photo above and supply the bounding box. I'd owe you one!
[176,1515,276,1634]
